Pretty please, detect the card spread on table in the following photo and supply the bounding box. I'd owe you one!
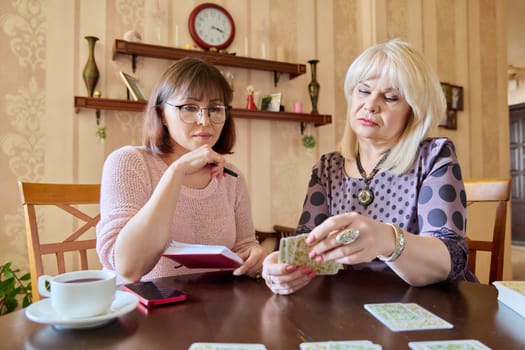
[300,340,382,349]
[188,343,267,350]
[278,234,340,275]
[408,339,492,349]
[364,303,453,332]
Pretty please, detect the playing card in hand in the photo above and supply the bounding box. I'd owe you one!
[278,234,340,275]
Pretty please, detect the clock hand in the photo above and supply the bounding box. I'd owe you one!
[211,25,224,33]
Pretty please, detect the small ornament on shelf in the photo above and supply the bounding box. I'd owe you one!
[300,122,316,149]
[123,30,142,42]
[96,126,107,141]
[302,135,316,148]
[93,90,106,142]
[246,85,257,110]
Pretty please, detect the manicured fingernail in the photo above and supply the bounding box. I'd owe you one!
[315,256,323,263]
[286,265,298,272]
[300,266,313,274]
[305,235,313,244]
[308,251,317,259]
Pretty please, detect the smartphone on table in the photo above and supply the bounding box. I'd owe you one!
[122,281,188,307]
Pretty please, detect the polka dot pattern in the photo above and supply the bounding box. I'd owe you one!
[296,138,469,281]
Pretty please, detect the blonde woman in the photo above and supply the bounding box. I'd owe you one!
[263,39,471,295]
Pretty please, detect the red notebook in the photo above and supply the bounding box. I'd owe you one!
[162,241,243,269]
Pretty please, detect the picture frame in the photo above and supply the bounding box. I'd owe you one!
[260,93,282,112]
[450,85,463,111]
[119,71,147,101]
[446,109,457,129]
[440,82,451,109]
[438,109,457,130]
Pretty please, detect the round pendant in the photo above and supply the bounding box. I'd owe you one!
[358,188,374,206]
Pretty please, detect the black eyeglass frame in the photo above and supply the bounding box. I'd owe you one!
[164,102,231,124]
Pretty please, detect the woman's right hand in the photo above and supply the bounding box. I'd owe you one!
[261,251,317,295]
[173,144,227,178]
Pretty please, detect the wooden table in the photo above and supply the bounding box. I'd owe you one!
[1,270,524,349]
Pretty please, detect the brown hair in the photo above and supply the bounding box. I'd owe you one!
[142,57,235,155]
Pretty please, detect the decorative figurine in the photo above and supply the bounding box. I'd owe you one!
[246,85,257,110]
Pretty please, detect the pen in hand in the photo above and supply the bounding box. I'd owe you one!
[208,162,238,177]
[222,167,238,177]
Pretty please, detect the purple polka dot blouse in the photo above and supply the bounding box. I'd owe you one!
[297,137,471,281]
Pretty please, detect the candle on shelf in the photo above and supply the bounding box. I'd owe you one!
[276,46,287,62]
[244,36,249,56]
[294,102,303,113]
[260,43,266,59]
[175,25,179,47]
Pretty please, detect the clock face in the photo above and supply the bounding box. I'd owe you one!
[189,4,235,50]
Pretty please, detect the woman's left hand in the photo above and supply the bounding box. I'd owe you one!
[305,212,395,265]
[233,245,267,278]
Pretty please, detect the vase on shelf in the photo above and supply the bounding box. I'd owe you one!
[82,36,100,97]
[307,59,320,114]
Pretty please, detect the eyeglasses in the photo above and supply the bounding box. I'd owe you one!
[165,102,230,124]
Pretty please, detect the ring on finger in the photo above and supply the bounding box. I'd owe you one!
[335,227,360,245]
[266,275,274,285]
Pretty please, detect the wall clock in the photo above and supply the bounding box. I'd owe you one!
[188,3,235,50]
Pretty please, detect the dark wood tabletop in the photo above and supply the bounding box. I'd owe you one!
[2,269,524,349]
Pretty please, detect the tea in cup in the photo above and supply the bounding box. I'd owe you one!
[38,270,116,319]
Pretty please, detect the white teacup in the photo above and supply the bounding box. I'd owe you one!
[38,270,116,319]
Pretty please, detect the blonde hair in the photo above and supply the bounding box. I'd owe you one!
[340,38,446,174]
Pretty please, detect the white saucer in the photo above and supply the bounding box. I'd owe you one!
[25,290,139,329]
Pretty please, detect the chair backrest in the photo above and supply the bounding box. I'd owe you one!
[255,225,297,251]
[464,178,511,284]
[18,181,101,301]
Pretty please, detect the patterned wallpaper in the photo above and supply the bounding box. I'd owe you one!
[1,0,46,269]
[0,0,512,283]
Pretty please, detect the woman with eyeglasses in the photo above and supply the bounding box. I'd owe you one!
[96,57,266,283]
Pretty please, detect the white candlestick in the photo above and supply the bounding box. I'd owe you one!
[261,43,266,59]
[244,36,249,57]
[277,46,287,61]
[175,25,179,47]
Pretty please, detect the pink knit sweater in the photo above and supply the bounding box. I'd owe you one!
[96,146,258,283]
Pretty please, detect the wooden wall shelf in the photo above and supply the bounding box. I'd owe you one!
[113,39,306,85]
[75,39,331,127]
[74,96,331,126]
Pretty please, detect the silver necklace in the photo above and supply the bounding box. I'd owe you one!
[356,151,389,207]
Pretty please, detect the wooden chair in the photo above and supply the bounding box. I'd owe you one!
[464,178,511,284]
[18,182,101,301]
[256,225,296,251]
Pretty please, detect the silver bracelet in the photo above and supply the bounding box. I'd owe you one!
[378,223,405,262]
